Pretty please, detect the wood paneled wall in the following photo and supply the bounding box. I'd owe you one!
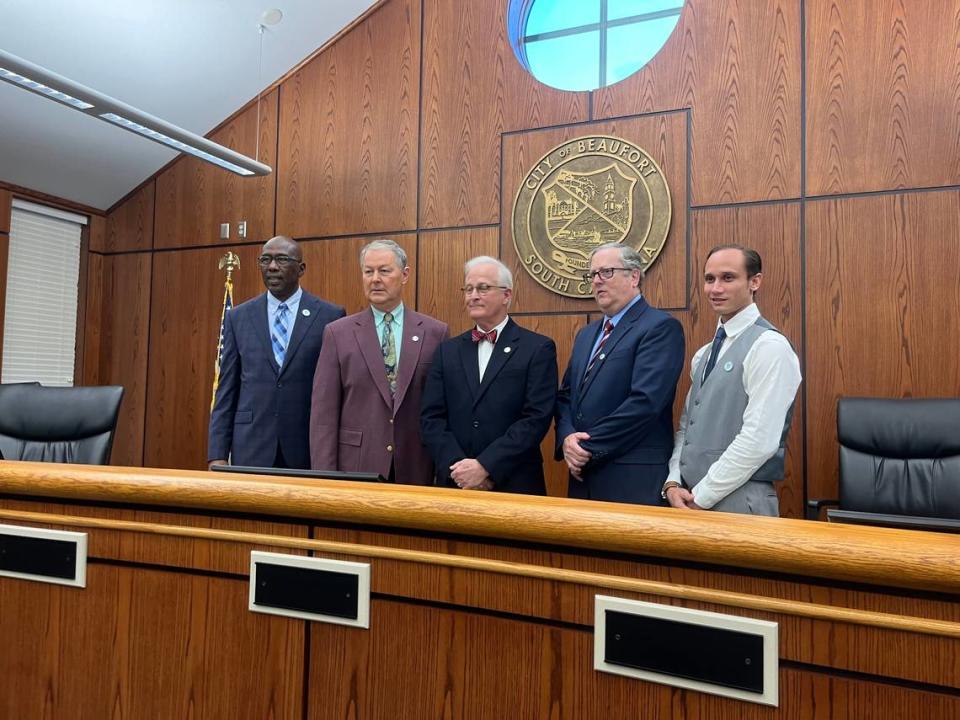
[83,0,960,515]
[0,189,11,235]
[0,189,10,372]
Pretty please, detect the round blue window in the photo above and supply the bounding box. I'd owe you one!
[508,0,685,92]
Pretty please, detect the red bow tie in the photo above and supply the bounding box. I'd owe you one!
[471,328,497,344]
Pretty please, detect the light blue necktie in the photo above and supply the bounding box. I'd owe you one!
[272,303,290,367]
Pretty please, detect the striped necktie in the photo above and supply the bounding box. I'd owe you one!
[582,319,614,383]
[272,302,290,367]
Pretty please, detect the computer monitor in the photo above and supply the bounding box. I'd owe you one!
[209,464,384,483]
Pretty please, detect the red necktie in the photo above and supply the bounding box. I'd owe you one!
[471,328,497,344]
[583,320,614,381]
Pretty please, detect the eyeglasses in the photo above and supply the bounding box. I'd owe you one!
[461,284,508,296]
[257,254,300,268]
[582,267,631,283]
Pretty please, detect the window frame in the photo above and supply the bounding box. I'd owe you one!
[510,0,684,90]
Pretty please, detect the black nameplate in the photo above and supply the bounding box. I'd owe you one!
[0,533,77,580]
[253,562,359,620]
[604,610,765,693]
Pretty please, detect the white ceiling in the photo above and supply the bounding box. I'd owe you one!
[0,0,377,211]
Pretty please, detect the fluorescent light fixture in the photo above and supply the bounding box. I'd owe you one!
[0,48,271,177]
[100,113,255,176]
[0,66,93,109]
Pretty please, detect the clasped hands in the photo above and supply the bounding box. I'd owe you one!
[450,458,493,490]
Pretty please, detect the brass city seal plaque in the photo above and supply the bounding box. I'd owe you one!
[512,135,671,298]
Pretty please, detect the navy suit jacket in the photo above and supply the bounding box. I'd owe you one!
[208,290,345,469]
[555,297,684,504]
[421,318,558,495]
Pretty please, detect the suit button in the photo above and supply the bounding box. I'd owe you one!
[472,421,479,428]
[576,413,582,421]
[387,444,393,452]
[689,420,695,425]
[694,400,700,406]
[389,419,394,424]
[277,382,283,388]
[680,460,686,466]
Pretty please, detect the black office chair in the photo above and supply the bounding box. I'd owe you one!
[807,397,960,532]
[0,383,124,465]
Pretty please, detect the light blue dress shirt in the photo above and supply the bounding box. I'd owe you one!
[588,293,643,359]
[266,286,303,336]
[372,303,404,367]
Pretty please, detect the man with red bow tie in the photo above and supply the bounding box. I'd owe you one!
[420,256,557,494]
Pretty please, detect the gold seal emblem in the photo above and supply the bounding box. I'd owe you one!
[512,135,671,298]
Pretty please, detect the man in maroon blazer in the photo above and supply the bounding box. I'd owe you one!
[310,239,448,484]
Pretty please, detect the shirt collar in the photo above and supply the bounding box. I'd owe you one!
[267,286,302,311]
[475,315,510,339]
[606,293,643,326]
[372,302,404,326]
[717,302,760,338]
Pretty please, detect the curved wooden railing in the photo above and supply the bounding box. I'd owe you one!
[2,460,960,595]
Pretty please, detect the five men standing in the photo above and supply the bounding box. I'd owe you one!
[207,233,800,517]
[421,257,557,494]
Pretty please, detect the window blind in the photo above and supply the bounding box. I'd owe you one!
[2,200,85,386]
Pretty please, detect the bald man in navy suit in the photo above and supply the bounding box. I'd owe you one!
[208,235,345,469]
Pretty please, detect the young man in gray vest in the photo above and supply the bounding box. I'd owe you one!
[663,245,801,516]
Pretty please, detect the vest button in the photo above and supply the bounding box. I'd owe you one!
[387,444,393,452]
[472,421,479,428]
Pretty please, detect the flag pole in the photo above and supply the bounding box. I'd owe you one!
[210,252,240,410]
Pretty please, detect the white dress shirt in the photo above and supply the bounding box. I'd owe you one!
[477,315,510,381]
[666,303,802,509]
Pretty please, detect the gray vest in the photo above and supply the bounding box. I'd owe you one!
[679,317,794,490]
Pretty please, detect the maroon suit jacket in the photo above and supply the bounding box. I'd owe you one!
[310,306,448,484]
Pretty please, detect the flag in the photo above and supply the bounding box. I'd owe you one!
[210,274,234,410]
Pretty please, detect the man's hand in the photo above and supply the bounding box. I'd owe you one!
[562,432,592,479]
[208,460,228,470]
[450,459,491,490]
[665,485,694,509]
[665,485,705,510]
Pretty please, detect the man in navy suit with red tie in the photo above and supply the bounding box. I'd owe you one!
[555,243,685,505]
[421,256,557,494]
[208,235,345,469]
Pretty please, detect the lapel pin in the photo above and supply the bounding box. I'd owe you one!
[302,308,311,317]
[723,360,734,372]
[504,346,511,353]
[412,335,420,342]
[599,353,606,360]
